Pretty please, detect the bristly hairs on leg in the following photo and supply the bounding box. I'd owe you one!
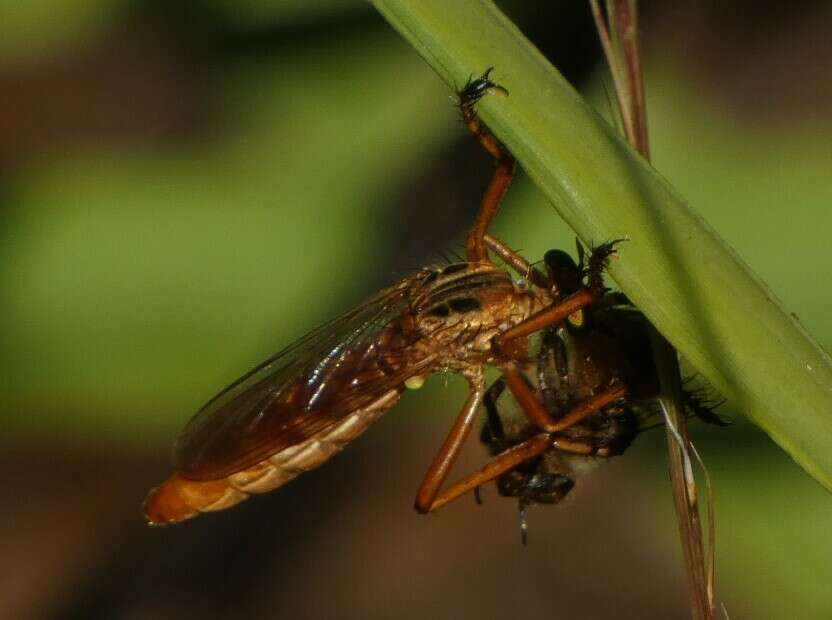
[448,245,466,263]
[457,67,509,118]
[682,388,730,427]
[582,238,626,296]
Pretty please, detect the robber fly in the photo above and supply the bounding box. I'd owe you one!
[144,70,630,525]
[425,245,725,543]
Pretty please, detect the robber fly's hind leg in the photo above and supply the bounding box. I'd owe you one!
[501,363,628,435]
[425,427,611,513]
[458,69,516,263]
[423,433,553,513]
[414,369,487,514]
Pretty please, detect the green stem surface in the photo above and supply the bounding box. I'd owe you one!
[373,0,832,491]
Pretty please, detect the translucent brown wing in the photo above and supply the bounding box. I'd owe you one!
[174,273,436,481]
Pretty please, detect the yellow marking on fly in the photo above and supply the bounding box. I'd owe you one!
[405,375,426,390]
[567,309,585,329]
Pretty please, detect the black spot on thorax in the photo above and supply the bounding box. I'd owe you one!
[441,263,468,275]
[448,297,482,313]
[428,304,451,318]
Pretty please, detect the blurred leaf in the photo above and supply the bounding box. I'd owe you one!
[0,33,452,441]
[0,1,120,63]
[715,448,832,619]
[205,0,367,28]
[635,425,832,620]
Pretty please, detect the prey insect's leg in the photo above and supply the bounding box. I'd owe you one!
[502,363,628,433]
[584,239,624,293]
[458,69,516,262]
[414,370,487,513]
[426,434,552,512]
[475,376,509,504]
[482,376,508,445]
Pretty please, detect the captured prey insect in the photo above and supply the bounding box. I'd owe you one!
[143,69,631,525]
[425,245,726,542]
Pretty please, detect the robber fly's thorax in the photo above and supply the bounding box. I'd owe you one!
[404,262,547,369]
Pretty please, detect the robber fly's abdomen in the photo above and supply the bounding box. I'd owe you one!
[144,388,402,525]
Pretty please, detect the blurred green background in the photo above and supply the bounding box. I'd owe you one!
[2,1,831,618]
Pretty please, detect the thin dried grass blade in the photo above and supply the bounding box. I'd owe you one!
[594,2,714,617]
[689,442,716,608]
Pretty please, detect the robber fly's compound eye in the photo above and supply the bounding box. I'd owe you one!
[543,249,578,273]
[543,249,582,295]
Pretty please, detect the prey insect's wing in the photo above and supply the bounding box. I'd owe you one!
[174,273,435,481]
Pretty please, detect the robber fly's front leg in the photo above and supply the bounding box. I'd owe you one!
[414,367,486,513]
[484,234,552,291]
[458,69,516,263]
[493,239,623,350]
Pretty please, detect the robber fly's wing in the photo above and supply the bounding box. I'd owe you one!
[174,274,434,481]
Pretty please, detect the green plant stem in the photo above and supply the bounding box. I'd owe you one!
[372,0,832,491]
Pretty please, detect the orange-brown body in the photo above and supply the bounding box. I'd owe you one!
[145,389,401,524]
[145,262,549,525]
